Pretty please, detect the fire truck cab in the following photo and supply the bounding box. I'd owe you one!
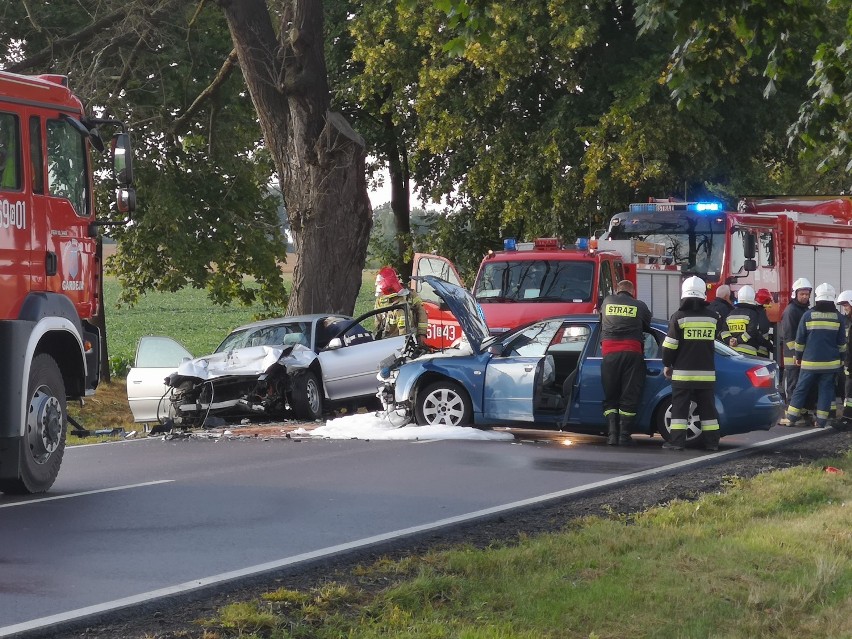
[0,71,134,494]
[413,238,632,350]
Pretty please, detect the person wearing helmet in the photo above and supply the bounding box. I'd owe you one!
[599,279,652,446]
[662,276,721,451]
[835,290,852,427]
[779,278,813,419]
[785,283,846,428]
[374,266,428,347]
[720,285,770,358]
[754,288,774,358]
[707,284,734,341]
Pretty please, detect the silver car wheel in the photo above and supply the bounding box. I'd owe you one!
[662,401,703,441]
[306,377,321,415]
[421,387,467,426]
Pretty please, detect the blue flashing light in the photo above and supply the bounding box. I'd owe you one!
[629,203,657,213]
[503,237,517,251]
[575,237,589,250]
[689,202,722,212]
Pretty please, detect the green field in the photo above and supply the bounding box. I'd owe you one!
[103,273,378,373]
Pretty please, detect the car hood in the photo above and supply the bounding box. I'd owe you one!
[175,344,315,381]
[420,275,491,353]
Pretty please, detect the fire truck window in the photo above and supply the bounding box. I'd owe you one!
[598,262,613,299]
[730,229,748,274]
[46,118,88,217]
[760,232,774,267]
[614,261,625,283]
[0,112,21,190]
[29,116,44,194]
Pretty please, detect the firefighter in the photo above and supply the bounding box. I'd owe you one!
[374,266,428,347]
[662,276,721,451]
[780,278,812,415]
[722,285,770,357]
[707,284,734,339]
[786,283,846,428]
[599,279,652,446]
[754,288,774,358]
[835,290,852,425]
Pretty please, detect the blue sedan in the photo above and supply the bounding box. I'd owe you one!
[384,276,784,445]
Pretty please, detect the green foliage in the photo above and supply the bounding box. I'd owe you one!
[3,1,291,310]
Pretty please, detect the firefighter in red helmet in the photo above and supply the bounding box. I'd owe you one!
[374,266,428,347]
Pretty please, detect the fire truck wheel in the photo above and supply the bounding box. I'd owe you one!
[654,398,705,447]
[415,380,473,426]
[1,354,67,495]
[291,371,323,421]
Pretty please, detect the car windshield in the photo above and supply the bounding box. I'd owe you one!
[473,260,595,303]
[606,212,725,281]
[214,321,311,353]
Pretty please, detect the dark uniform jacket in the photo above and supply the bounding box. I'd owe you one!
[722,302,769,357]
[781,298,809,367]
[662,302,717,388]
[794,301,846,372]
[600,291,652,344]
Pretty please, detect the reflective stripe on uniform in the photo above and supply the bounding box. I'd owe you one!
[734,344,758,356]
[604,408,617,416]
[663,336,679,350]
[800,359,841,370]
[783,356,797,366]
[805,320,841,330]
[670,419,689,431]
[700,419,720,432]
[671,370,716,382]
[618,409,636,417]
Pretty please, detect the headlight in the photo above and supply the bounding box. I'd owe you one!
[198,359,209,370]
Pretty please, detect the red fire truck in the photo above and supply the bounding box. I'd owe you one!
[412,239,633,350]
[0,71,135,494]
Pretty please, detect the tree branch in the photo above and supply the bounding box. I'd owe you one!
[170,49,239,134]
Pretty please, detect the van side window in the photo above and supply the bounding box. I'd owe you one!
[0,112,21,190]
[46,118,89,216]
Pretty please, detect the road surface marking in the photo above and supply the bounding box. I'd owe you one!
[0,480,174,509]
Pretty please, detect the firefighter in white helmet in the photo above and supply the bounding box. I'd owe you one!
[785,283,846,428]
[720,285,770,357]
[836,290,852,429]
[661,276,721,451]
[779,277,813,421]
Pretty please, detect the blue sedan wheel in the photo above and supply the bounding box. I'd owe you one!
[657,400,705,444]
[415,381,473,426]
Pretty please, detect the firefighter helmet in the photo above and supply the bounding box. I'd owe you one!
[376,266,403,296]
[755,288,772,305]
[737,285,756,305]
[681,276,707,300]
[836,290,852,306]
[815,283,836,303]
[791,277,813,297]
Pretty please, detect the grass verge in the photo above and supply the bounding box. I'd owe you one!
[189,452,851,639]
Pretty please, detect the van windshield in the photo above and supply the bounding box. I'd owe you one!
[473,260,594,303]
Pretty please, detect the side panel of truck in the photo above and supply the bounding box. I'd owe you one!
[636,269,682,321]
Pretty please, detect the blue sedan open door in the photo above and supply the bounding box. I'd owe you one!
[483,319,564,421]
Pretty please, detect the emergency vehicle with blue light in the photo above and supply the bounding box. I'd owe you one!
[0,70,135,493]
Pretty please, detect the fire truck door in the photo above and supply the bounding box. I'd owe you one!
[0,110,32,317]
[413,253,465,349]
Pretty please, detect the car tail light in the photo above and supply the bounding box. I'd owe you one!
[746,365,775,388]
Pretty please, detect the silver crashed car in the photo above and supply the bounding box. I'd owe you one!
[126,304,415,426]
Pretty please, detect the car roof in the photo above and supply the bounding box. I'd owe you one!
[503,314,669,330]
[228,314,350,333]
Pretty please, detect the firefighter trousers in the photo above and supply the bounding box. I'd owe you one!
[669,386,720,445]
[601,351,645,421]
[788,370,836,427]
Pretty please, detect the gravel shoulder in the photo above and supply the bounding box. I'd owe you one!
[33,429,852,639]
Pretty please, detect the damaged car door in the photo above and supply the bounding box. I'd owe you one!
[126,336,193,423]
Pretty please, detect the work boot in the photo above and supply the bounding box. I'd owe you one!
[703,431,720,451]
[662,429,686,450]
[618,415,635,447]
[606,413,619,446]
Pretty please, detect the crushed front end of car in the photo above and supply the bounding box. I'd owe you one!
[164,344,319,427]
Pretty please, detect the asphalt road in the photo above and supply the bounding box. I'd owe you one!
[0,425,820,637]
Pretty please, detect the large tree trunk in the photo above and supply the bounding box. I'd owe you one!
[216,0,372,315]
[383,113,413,283]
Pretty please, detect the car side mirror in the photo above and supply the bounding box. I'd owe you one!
[327,337,343,350]
[487,344,503,356]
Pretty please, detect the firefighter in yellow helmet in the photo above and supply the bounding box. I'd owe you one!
[374,266,428,347]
